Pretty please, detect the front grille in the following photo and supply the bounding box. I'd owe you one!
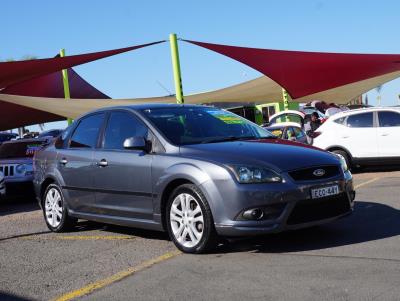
[288,165,340,181]
[286,193,350,225]
[0,165,15,177]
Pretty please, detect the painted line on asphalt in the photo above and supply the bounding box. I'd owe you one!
[22,235,136,241]
[354,177,380,190]
[52,250,182,301]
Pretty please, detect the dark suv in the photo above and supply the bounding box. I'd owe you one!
[0,138,48,197]
[34,104,355,253]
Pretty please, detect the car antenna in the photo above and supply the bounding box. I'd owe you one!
[156,80,174,97]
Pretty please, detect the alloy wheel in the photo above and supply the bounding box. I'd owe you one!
[45,188,63,228]
[170,193,204,248]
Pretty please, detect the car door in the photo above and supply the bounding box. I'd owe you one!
[92,110,154,220]
[58,113,105,213]
[377,110,400,157]
[339,112,378,158]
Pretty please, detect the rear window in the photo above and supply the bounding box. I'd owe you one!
[0,141,44,159]
[346,112,374,128]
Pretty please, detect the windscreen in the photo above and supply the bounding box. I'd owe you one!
[142,107,274,146]
[0,141,44,159]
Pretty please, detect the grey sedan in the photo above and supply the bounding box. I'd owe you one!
[34,104,355,253]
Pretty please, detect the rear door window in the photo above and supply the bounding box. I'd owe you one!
[346,112,374,128]
[378,111,400,127]
[69,113,105,148]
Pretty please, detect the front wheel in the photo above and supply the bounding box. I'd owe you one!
[166,184,218,254]
[43,183,77,232]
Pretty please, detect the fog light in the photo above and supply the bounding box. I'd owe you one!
[243,208,264,220]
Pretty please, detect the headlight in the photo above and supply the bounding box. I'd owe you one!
[16,164,26,174]
[16,164,33,175]
[335,154,348,172]
[227,165,282,183]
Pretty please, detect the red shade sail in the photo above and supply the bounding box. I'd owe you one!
[0,68,109,130]
[184,39,400,99]
[0,41,164,89]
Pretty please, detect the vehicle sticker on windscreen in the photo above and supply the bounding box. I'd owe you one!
[206,110,244,124]
[26,144,42,156]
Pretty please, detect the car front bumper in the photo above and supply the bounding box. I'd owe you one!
[202,171,355,237]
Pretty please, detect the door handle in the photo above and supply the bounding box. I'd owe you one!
[381,133,389,136]
[342,135,349,138]
[97,159,108,167]
[59,158,68,165]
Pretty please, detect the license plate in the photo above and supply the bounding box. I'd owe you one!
[311,185,339,199]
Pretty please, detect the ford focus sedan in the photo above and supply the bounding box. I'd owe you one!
[34,104,355,253]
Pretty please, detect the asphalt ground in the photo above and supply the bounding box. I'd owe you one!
[1,168,399,301]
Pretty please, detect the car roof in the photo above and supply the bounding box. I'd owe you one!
[266,122,301,129]
[89,103,212,114]
[328,106,400,119]
[269,110,306,120]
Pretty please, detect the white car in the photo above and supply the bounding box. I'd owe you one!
[0,171,5,197]
[312,107,400,168]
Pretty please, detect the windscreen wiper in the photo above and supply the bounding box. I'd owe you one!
[201,136,265,144]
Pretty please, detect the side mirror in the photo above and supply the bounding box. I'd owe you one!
[123,137,148,151]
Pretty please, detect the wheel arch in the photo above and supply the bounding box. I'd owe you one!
[159,178,194,231]
[326,145,353,163]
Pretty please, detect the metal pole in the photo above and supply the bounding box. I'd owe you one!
[282,88,290,111]
[59,49,73,125]
[169,33,184,104]
[282,88,290,122]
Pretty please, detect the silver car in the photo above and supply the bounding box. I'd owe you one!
[34,105,355,253]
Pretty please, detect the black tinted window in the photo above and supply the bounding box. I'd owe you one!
[378,111,400,127]
[0,141,45,159]
[70,114,104,148]
[346,112,373,128]
[103,112,148,150]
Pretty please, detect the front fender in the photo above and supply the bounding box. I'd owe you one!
[152,161,231,218]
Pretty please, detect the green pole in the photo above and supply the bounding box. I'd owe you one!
[59,49,73,125]
[169,33,184,104]
[282,88,290,122]
[282,88,290,111]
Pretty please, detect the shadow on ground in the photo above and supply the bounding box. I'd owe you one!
[67,200,400,254]
[352,165,400,174]
[0,291,33,301]
[0,196,39,217]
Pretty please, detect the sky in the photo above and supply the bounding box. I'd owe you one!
[1,0,400,131]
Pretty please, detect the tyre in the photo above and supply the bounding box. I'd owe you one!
[331,149,351,170]
[42,183,77,232]
[166,184,218,254]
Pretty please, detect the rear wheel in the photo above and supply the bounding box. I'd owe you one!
[166,184,218,254]
[43,183,77,232]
